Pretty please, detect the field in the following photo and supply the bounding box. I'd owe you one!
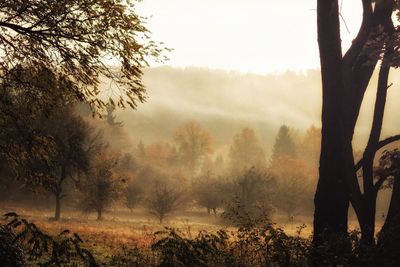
[0,202,385,265]
[0,203,307,262]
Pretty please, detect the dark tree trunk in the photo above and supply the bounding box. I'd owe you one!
[358,46,392,246]
[54,192,61,221]
[314,0,350,242]
[314,0,394,248]
[376,175,400,264]
[380,175,400,239]
[54,164,67,221]
[97,209,102,220]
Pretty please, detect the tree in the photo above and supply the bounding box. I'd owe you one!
[144,142,175,170]
[297,125,321,166]
[0,0,165,111]
[192,172,225,215]
[103,104,123,127]
[173,121,213,175]
[269,156,315,220]
[113,152,141,212]
[78,151,124,220]
[146,182,182,223]
[125,181,142,213]
[271,125,296,162]
[0,0,164,218]
[137,140,146,159]
[223,167,275,225]
[42,108,93,221]
[0,66,92,220]
[315,0,399,254]
[229,128,266,174]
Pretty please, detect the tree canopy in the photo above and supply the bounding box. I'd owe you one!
[0,0,166,111]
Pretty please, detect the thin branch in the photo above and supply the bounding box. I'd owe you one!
[375,174,388,191]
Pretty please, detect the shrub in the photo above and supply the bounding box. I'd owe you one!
[0,212,98,266]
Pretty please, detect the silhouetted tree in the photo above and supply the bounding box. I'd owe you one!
[78,151,124,220]
[315,0,400,256]
[0,67,92,220]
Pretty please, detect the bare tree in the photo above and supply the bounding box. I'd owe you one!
[146,182,182,223]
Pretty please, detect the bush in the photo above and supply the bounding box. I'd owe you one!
[0,212,98,266]
[151,223,311,267]
[109,245,157,267]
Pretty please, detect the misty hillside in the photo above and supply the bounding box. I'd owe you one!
[117,66,400,156]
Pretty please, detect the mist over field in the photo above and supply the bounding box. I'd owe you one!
[117,66,400,155]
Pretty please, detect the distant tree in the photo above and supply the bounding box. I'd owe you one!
[297,125,321,166]
[271,125,297,162]
[134,166,164,191]
[0,0,165,111]
[125,182,142,213]
[103,104,123,127]
[78,151,124,220]
[118,153,138,175]
[269,156,315,220]
[173,121,213,175]
[223,167,275,225]
[146,182,182,223]
[192,172,225,215]
[213,155,226,175]
[144,142,175,169]
[229,128,266,174]
[137,141,146,159]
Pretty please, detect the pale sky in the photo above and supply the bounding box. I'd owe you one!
[137,0,363,74]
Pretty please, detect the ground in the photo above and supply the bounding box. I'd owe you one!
[0,202,384,264]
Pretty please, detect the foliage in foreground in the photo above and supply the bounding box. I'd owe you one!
[0,213,98,266]
[2,211,392,267]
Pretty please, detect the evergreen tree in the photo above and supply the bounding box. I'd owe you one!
[271,125,296,161]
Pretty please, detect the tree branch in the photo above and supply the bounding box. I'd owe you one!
[355,135,400,171]
[342,0,373,67]
[375,174,388,191]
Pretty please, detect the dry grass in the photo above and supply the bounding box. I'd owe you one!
[1,202,383,263]
[0,203,226,262]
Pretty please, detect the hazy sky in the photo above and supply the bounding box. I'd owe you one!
[137,0,363,74]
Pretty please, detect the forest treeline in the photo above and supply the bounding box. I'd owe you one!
[0,96,322,223]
